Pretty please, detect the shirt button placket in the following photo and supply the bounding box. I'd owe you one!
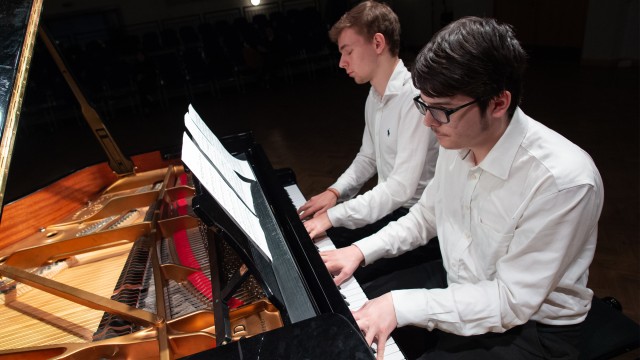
[374,98,383,165]
[463,170,480,239]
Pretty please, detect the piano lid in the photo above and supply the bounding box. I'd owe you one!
[0,0,43,217]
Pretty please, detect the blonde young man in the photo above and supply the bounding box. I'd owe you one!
[298,1,439,283]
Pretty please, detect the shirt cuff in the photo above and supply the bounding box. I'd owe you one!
[329,181,345,200]
[391,289,430,328]
[326,187,340,200]
[327,205,345,228]
[354,236,387,266]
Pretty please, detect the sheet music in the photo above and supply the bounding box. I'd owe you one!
[182,132,271,260]
[184,112,254,211]
[186,104,254,181]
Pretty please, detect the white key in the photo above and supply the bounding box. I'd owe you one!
[285,184,406,360]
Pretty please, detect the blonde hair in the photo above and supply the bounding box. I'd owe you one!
[328,1,401,57]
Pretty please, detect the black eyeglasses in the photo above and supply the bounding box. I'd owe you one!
[413,95,480,124]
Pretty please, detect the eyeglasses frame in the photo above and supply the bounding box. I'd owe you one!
[413,95,480,124]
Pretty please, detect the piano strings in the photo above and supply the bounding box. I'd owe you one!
[0,164,284,358]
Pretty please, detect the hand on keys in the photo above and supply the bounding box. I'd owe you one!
[352,293,398,360]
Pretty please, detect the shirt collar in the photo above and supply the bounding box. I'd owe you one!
[458,107,528,180]
[371,59,411,100]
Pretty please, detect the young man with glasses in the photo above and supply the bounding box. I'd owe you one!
[322,17,603,359]
[297,1,439,283]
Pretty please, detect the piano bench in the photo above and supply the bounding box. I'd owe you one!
[579,296,640,359]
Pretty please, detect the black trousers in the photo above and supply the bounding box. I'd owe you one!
[424,321,581,360]
[326,207,441,284]
[362,260,582,360]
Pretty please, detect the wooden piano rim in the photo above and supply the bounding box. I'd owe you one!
[0,151,176,253]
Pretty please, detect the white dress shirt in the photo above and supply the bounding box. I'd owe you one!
[355,108,604,335]
[327,60,438,229]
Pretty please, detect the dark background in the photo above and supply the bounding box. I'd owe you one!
[3,1,638,357]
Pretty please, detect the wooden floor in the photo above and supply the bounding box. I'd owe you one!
[7,52,639,358]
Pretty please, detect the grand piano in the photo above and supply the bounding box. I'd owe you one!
[0,1,404,358]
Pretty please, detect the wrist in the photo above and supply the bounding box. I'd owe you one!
[351,244,365,267]
[326,187,340,200]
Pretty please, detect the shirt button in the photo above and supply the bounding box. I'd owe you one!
[464,232,471,239]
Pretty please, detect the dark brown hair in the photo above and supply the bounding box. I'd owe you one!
[412,17,527,118]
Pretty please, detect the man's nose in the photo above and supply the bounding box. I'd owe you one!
[339,55,347,69]
[423,112,440,128]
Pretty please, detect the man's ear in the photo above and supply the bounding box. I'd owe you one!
[490,90,511,118]
[372,33,386,54]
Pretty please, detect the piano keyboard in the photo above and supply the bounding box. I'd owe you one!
[284,185,406,360]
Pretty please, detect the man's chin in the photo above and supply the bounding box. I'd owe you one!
[437,138,460,150]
